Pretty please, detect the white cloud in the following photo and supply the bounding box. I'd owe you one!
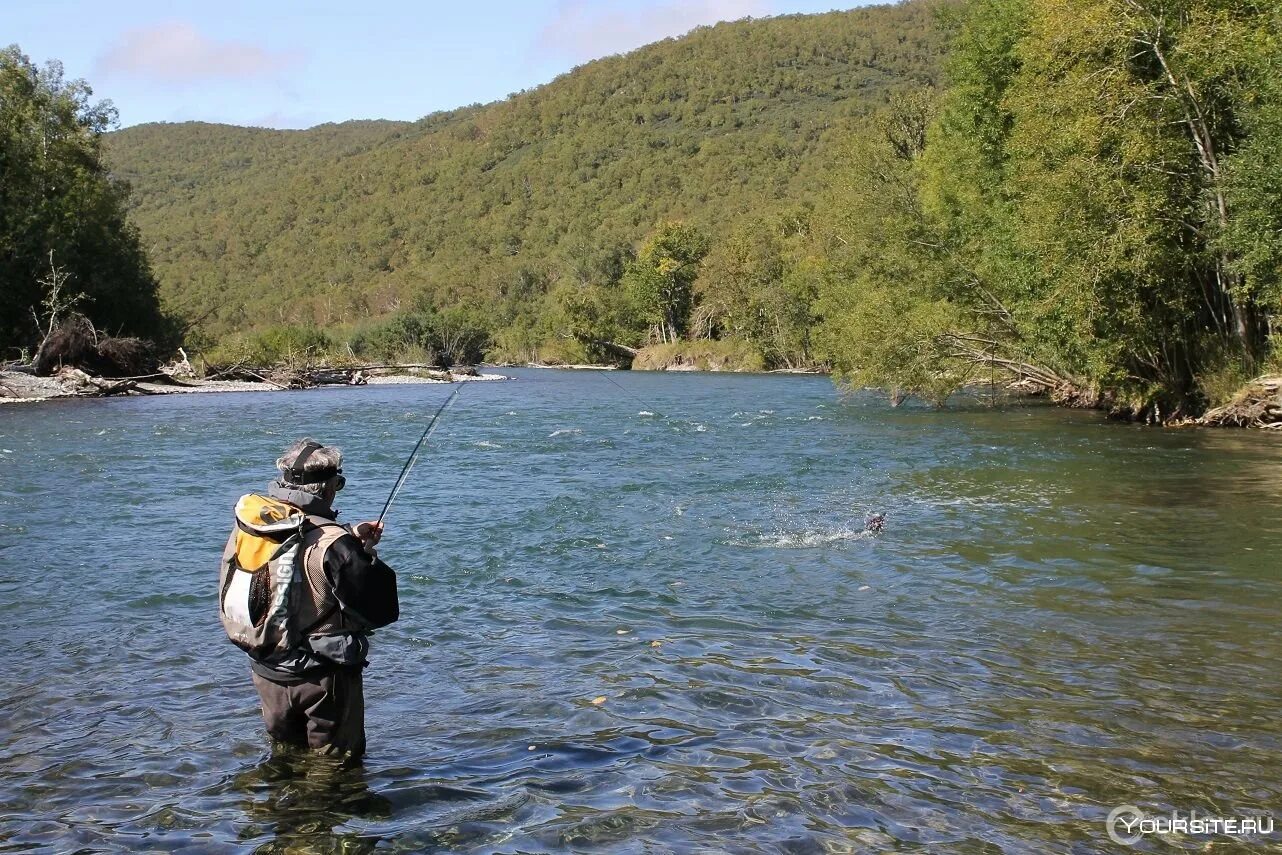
[536,0,770,64]
[95,22,300,85]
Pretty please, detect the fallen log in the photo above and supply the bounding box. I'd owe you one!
[52,367,154,397]
[201,362,462,388]
[565,336,638,362]
[203,364,291,389]
[107,372,205,388]
[83,378,144,397]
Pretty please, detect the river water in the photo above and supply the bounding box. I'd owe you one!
[1,369,1280,853]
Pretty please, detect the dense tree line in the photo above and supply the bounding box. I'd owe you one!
[816,0,1282,419]
[22,0,1278,419]
[0,46,171,357]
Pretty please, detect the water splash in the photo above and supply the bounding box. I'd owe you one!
[725,525,876,549]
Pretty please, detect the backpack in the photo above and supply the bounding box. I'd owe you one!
[218,494,342,660]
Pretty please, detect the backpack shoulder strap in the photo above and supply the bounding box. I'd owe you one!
[300,518,352,586]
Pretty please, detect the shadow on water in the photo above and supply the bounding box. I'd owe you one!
[229,749,535,854]
[232,753,390,854]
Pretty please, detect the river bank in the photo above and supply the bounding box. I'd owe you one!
[6,359,1279,430]
[0,365,508,404]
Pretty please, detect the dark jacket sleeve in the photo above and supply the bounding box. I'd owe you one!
[323,534,400,630]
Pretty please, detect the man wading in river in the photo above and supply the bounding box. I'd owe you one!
[218,439,399,758]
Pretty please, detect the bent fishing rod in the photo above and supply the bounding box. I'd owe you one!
[377,381,465,525]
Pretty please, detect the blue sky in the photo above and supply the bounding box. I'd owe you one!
[7,0,875,129]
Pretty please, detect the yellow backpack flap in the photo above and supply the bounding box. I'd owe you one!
[233,494,305,571]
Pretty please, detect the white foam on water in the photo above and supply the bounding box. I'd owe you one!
[638,411,654,417]
[693,424,707,432]
[548,428,582,438]
[473,440,503,449]
[734,527,873,549]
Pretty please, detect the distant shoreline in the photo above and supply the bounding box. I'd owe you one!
[0,368,508,405]
[0,363,833,406]
[516,362,829,376]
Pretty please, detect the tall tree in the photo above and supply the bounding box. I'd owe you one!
[817,88,988,405]
[623,222,710,344]
[696,214,818,368]
[0,46,169,354]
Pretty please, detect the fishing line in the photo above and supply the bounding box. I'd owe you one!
[589,365,885,532]
[591,366,658,414]
[378,381,465,525]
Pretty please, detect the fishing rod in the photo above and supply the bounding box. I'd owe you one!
[377,381,465,525]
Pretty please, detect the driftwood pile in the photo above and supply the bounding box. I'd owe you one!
[1200,376,1282,428]
[54,368,160,397]
[0,365,181,399]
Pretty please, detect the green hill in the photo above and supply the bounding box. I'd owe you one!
[103,1,947,353]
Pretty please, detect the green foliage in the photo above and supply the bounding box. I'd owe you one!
[696,212,818,368]
[1221,14,1282,320]
[817,0,1282,419]
[549,280,644,363]
[0,46,172,354]
[348,304,490,366]
[1196,339,1259,408]
[623,222,711,343]
[816,87,980,404]
[206,324,335,366]
[85,0,1282,406]
[633,339,766,372]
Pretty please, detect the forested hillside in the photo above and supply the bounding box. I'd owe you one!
[103,2,947,360]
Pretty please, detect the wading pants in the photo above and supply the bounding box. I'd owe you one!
[251,668,366,758]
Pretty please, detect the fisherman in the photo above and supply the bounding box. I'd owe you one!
[218,439,399,758]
